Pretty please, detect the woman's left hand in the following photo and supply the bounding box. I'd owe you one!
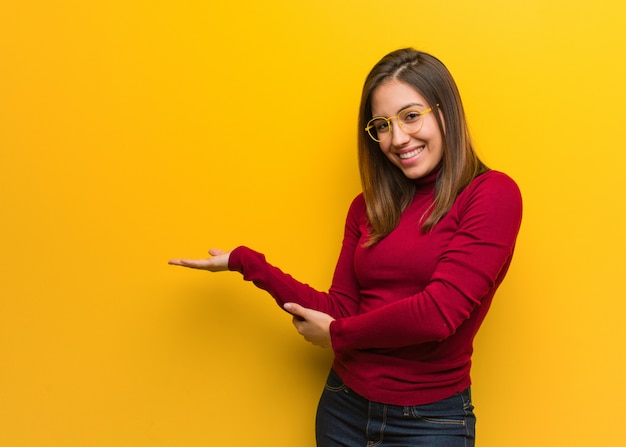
[284,303,335,348]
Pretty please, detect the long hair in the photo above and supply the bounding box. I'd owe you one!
[358,48,489,246]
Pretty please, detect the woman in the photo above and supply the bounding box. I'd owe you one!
[169,48,523,446]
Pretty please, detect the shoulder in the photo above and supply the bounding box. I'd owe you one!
[343,193,368,231]
[464,170,521,202]
[470,170,519,189]
[348,193,366,214]
[454,170,523,220]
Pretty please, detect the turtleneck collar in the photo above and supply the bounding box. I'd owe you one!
[413,162,441,194]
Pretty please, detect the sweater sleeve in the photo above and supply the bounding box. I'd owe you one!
[330,172,523,350]
[227,195,366,319]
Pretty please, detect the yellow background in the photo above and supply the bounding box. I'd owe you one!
[1,1,624,446]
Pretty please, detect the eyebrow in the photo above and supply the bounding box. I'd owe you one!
[372,103,426,118]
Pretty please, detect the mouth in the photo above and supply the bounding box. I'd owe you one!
[398,146,425,160]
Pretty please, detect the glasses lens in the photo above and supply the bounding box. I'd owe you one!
[399,109,424,134]
[366,118,389,142]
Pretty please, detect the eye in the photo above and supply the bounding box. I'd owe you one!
[402,110,422,123]
[373,119,389,133]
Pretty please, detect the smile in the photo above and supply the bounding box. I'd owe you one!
[398,146,424,159]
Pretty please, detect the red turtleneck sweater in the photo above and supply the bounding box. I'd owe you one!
[228,170,522,406]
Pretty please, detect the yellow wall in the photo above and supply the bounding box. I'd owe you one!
[1,1,624,445]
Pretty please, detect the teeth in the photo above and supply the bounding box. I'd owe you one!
[399,147,424,159]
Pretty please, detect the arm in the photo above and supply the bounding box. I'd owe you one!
[330,172,523,351]
[169,196,367,320]
[227,196,366,319]
[169,249,336,347]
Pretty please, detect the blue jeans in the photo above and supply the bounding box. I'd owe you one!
[316,369,476,447]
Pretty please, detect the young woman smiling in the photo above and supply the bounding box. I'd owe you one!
[169,48,523,447]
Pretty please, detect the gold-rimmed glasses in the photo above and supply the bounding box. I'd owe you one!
[365,105,439,143]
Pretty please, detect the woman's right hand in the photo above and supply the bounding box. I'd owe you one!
[168,248,231,272]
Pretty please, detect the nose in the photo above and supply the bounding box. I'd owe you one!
[390,119,410,146]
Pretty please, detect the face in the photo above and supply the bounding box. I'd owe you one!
[370,80,444,180]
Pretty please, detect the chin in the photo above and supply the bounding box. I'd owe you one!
[402,167,430,180]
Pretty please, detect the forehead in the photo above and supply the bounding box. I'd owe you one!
[371,80,427,116]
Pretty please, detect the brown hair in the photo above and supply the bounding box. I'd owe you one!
[358,48,489,245]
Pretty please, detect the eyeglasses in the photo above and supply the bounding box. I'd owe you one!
[365,105,439,142]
